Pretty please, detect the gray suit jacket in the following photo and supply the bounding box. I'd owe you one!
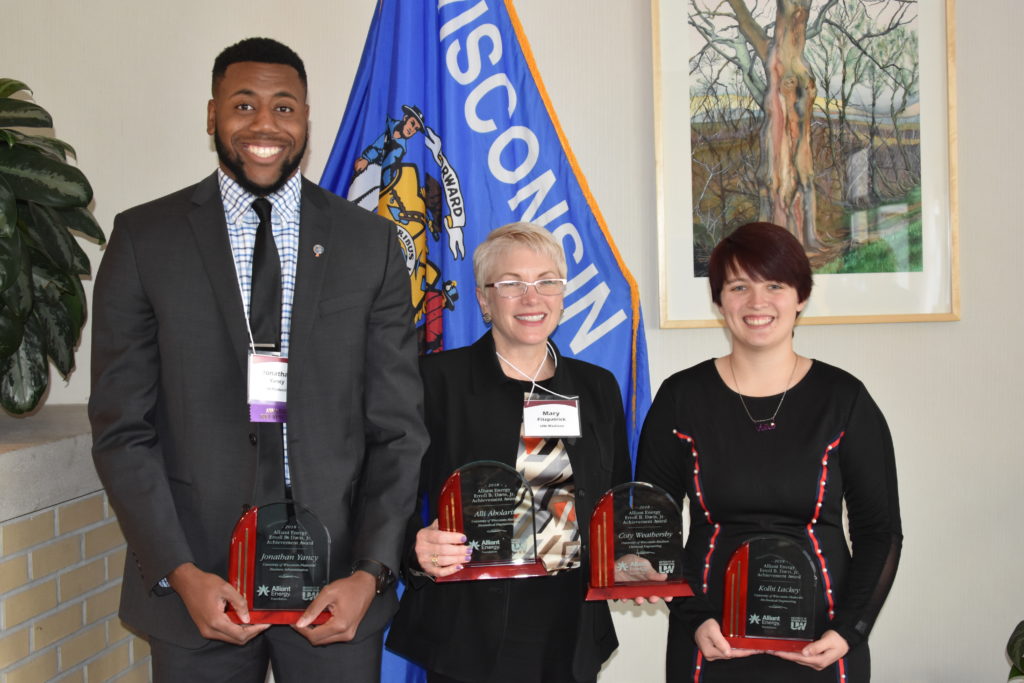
[89,173,427,648]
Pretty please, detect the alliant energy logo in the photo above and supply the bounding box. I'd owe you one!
[256,584,292,599]
[748,613,781,627]
[479,539,501,553]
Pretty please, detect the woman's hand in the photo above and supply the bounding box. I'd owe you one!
[694,619,762,661]
[771,629,849,670]
[414,519,471,578]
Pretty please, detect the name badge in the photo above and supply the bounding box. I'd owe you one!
[523,394,581,438]
[248,353,288,423]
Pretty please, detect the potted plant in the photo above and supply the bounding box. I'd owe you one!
[1010,620,1024,680]
[0,78,104,414]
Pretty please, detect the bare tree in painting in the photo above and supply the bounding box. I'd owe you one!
[689,0,917,255]
[880,28,920,197]
[690,50,761,252]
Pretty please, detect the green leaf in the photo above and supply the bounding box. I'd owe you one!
[0,79,30,99]
[0,144,91,208]
[0,304,24,360]
[31,292,73,378]
[29,266,84,352]
[0,99,52,129]
[2,242,32,318]
[26,202,90,275]
[59,270,86,337]
[0,174,16,237]
[0,316,48,414]
[1009,621,1024,676]
[6,129,74,162]
[0,215,22,293]
[57,206,105,245]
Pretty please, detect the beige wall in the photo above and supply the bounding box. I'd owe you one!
[6,1,1022,680]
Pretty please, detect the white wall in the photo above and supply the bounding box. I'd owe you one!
[7,1,1022,680]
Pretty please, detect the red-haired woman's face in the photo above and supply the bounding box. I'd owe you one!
[718,265,805,352]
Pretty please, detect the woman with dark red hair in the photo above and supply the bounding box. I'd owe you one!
[637,222,902,682]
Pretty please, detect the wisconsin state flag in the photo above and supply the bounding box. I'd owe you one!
[322,0,651,458]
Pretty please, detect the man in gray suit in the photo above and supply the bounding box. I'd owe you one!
[89,37,427,681]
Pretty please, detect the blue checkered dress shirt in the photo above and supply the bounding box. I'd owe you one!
[219,170,301,487]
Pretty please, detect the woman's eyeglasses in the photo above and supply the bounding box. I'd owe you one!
[483,279,568,298]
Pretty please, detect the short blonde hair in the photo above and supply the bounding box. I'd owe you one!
[473,222,568,290]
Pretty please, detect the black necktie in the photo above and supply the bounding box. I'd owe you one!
[249,197,286,502]
[250,197,281,351]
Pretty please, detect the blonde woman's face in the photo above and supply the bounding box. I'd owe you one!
[476,245,563,353]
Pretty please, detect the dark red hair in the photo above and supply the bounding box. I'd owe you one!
[708,222,813,306]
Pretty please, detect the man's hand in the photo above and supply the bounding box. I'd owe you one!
[772,629,849,670]
[292,571,377,645]
[167,563,269,645]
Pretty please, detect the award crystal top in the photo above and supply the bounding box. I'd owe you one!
[227,501,331,625]
[586,482,693,600]
[722,536,823,651]
[436,460,547,581]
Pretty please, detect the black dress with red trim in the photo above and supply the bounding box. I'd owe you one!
[636,359,902,683]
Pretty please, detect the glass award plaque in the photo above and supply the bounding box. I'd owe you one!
[227,501,331,625]
[586,482,693,600]
[722,536,823,651]
[436,460,548,581]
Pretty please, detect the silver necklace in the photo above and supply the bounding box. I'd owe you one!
[728,355,799,432]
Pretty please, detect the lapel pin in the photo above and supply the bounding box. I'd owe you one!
[313,244,324,258]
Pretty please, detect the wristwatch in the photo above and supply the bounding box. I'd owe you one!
[352,559,395,596]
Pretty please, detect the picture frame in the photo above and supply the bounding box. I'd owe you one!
[653,0,959,328]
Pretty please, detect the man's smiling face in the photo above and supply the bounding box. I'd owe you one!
[207,61,309,195]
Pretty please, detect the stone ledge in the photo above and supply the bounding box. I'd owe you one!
[0,405,98,523]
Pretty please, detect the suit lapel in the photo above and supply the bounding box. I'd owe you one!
[287,179,332,373]
[187,173,249,377]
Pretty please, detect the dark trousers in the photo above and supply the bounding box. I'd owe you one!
[150,626,382,683]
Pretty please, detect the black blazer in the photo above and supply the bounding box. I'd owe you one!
[386,332,632,681]
[89,173,428,647]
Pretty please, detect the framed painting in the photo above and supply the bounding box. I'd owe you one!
[654,0,959,327]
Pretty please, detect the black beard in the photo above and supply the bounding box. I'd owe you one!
[214,131,308,196]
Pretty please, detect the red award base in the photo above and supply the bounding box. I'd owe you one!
[436,559,549,582]
[585,580,693,601]
[227,506,330,626]
[722,635,809,653]
[721,543,813,652]
[225,606,330,626]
